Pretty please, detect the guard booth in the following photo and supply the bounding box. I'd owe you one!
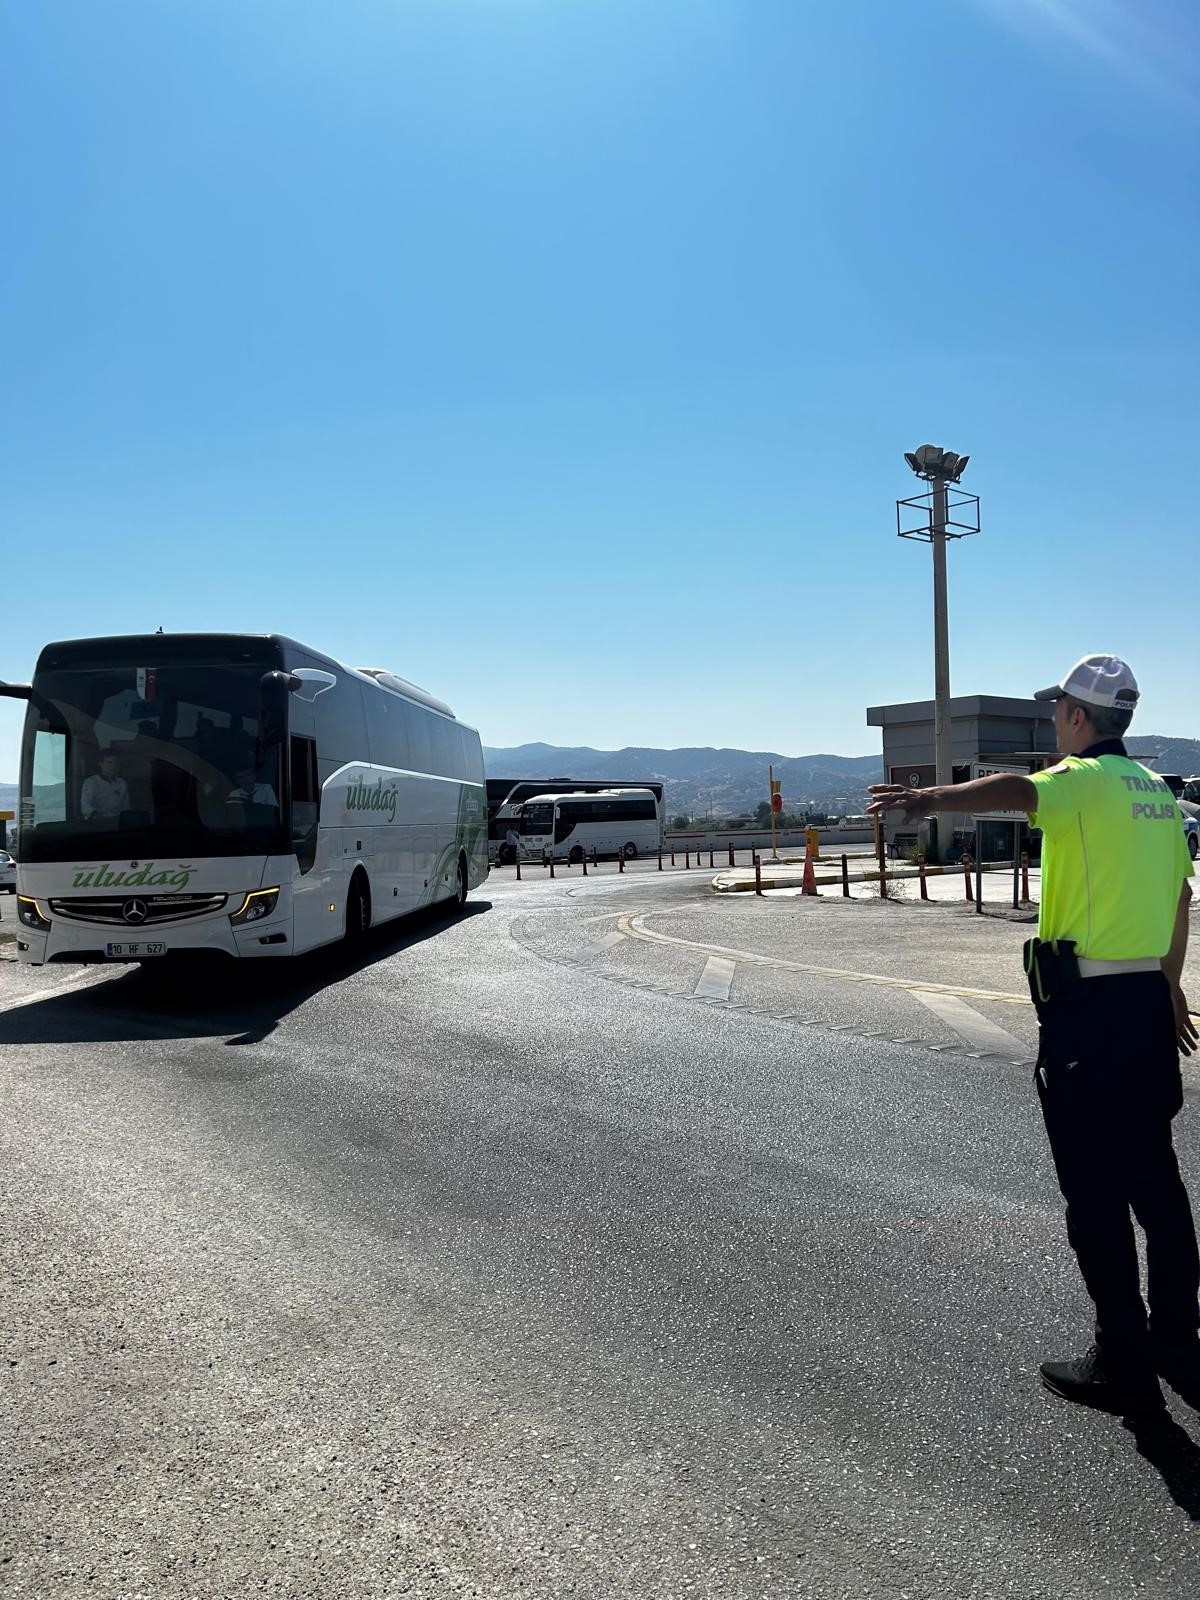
[865,695,1058,862]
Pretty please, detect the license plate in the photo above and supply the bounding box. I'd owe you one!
[105,942,167,958]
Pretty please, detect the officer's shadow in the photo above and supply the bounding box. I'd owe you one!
[1125,1403,1200,1520]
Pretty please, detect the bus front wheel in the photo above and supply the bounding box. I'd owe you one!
[454,855,468,911]
[622,842,638,861]
[568,845,584,865]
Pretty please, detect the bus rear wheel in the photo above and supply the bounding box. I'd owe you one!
[622,841,638,861]
[345,873,371,947]
[454,855,468,911]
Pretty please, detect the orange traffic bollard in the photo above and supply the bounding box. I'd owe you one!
[582,850,588,876]
[549,854,555,878]
[841,853,850,897]
[709,846,714,868]
[515,851,521,881]
[618,847,625,873]
[1021,850,1030,903]
[755,856,762,895]
[962,852,974,903]
[801,844,817,896]
[728,842,735,868]
[658,848,663,871]
[685,849,690,869]
[671,846,676,866]
[918,854,929,900]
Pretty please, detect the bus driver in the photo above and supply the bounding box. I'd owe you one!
[80,750,130,827]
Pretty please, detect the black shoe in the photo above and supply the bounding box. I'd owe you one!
[1152,1332,1200,1407]
[1040,1345,1167,1420]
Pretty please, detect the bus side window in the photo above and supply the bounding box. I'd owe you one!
[290,735,319,871]
[452,726,470,781]
[366,689,411,772]
[31,725,69,823]
[408,707,432,775]
[554,808,576,844]
[430,718,456,778]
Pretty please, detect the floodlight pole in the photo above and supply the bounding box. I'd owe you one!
[897,446,978,865]
[930,477,953,795]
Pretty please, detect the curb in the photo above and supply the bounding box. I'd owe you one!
[711,862,1026,894]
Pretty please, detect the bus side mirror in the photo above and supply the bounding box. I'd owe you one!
[288,669,336,702]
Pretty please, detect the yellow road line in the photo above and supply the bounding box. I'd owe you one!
[616,911,1033,1006]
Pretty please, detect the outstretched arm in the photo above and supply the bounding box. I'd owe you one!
[867,773,1039,825]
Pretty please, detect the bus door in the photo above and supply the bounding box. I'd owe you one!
[287,697,335,950]
[553,804,578,853]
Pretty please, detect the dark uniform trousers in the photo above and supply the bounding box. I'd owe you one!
[1036,971,1200,1375]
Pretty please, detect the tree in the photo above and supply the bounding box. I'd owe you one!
[754,800,772,825]
[671,814,690,831]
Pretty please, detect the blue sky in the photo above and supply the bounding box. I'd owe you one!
[3,0,1198,776]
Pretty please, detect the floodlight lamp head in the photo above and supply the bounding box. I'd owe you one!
[905,443,970,481]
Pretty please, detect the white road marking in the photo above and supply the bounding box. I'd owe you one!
[0,970,118,1016]
[618,912,1030,1006]
[693,956,735,1001]
[578,930,625,961]
[906,989,1028,1057]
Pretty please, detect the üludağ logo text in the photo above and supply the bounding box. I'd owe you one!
[346,775,398,823]
[72,862,196,890]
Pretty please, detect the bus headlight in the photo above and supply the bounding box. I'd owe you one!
[17,896,51,932]
[230,888,280,926]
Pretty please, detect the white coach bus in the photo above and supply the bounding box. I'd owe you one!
[6,633,488,965]
[518,788,662,864]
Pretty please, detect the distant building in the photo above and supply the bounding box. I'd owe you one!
[866,694,1057,861]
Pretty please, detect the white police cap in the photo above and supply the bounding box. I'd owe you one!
[1034,654,1140,712]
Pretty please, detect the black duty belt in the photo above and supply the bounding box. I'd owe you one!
[1024,938,1080,1006]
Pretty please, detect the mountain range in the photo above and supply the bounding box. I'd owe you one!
[3,731,1199,824]
[485,736,1200,819]
[483,745,884,818]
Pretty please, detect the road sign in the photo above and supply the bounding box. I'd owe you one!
[771,793,782,813]
[972,762,1028,822]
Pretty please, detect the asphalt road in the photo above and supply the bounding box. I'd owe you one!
[3,868,1200,1598]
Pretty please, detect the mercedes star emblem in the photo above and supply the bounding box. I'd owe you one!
[122,899,149,925]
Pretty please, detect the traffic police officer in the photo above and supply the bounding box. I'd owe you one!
[868,654,1200,1426]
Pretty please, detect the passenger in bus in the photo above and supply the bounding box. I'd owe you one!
[226,763,278,808]
[80,750,130,826]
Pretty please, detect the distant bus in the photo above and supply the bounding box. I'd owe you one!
[488,777,665,862]
[518,788,663,863]
[10,632,487,965]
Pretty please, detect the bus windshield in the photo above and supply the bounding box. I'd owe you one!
[19,658,286,862]
[521,802,554,834]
